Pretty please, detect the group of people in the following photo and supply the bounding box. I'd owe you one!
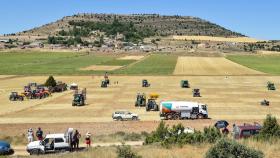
[28,127,92,150]
[27,127,43,143]
[67,129,92,151]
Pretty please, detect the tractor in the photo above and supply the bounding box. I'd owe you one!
[181,80,190,88]
[72,88,86,106]
[261,99,270,106]
[9,92,25,101]
[192,89,201,97]
[49,81,67,93]
[267,82,276,90]
[101,80,108,88]
[135,93,146,107]
[146,93,159,111]
[142,79,150,87]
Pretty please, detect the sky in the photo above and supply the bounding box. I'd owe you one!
[0,0,279,40]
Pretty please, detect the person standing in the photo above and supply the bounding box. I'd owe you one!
[73,130,81,149]
[27,128,34,143]
[85,132,91,148]
[36,127,43,141]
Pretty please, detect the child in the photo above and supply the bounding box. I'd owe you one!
[85,132,91,148]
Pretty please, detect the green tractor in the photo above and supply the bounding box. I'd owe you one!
[72,88,86,106]
[181,80,190,88]
[135,93,146,107]
[267,82,276,90]
[101,80,108,88]
[142,79,150,87]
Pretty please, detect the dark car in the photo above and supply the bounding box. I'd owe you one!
[0,141,14,155]
[214,120,229,129]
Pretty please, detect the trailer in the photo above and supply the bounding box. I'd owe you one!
[159,101,208,120]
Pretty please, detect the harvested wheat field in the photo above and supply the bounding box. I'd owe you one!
[0,75,279,126]
[173,35,261,43]
[80,65,123,71]
[118,55,145,60]
[173,57,264,75]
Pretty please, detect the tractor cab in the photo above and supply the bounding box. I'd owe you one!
[135,93,146,107]
[181,80,190,88]
[72,88,86,106]
[146,93,159,111]
[142,79,150,87]
[101,80,108,88]
[267,82,276,90]
[192,89,201,97]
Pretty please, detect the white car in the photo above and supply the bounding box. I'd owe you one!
[26,133,70,155]
[112,111,139,121]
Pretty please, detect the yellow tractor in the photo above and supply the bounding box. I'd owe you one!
[146,93,159,111]
[9,92,26,101]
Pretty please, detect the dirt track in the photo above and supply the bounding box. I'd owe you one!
[173,57,264,75]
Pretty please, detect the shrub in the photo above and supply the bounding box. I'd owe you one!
[205,138,264,158]
[145,122,222,147]
[117,145,142,158]
[45,76,57,87]
[256,114,280,140]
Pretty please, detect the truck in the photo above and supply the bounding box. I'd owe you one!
[159,101,208,120]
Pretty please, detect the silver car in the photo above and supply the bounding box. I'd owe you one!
[112,111,139,121]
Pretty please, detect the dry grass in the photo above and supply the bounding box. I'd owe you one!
[173,35,261,43]
[117,56,145,60]
[240,139,280,158]
[14,140,280,158]
[173,56,264,75]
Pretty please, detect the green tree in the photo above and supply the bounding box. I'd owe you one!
[45,76,57,87]
[257,114,280,140]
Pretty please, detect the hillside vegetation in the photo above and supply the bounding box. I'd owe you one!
[19,13,244,37]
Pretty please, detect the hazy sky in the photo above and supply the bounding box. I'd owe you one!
[0,0,279,40]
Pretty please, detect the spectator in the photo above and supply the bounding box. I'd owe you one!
[36,127,43,141]
[27,128,34,143]
[73,130,81,149]
[85,132,91,148]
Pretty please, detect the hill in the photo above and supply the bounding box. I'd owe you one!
[18,13,244,38]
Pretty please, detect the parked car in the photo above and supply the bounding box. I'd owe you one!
[112,111,139,121]
[0,141,14,155]
[214,120,229,129]
[27,133,70,155]
[232,123,261,139]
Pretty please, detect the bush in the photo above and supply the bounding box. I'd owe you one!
[256,114,280,140]
[145,121,222,147]
[45,76,57,87]
[117,145,142,158]
[205,139,264,158]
